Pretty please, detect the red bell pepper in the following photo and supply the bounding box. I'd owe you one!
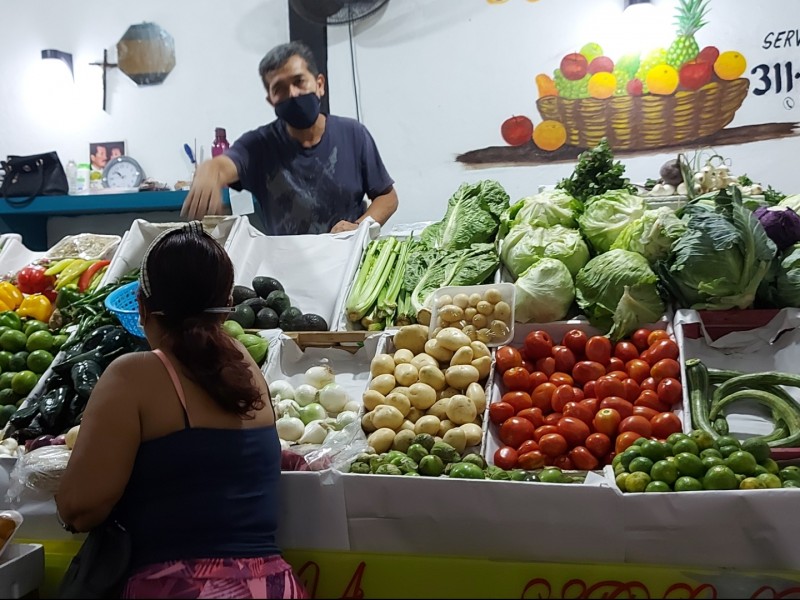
[16,265,54,295]
[78,260,111,293]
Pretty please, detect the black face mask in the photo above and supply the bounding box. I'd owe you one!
[274,93,321,129]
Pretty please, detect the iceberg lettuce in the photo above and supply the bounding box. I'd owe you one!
[501,224,589,279]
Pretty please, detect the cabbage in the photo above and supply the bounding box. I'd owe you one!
[611,207,686,264]
[776,244,800,307]
[504,189,581,230]
[578,191,646,253]
[576,249,665,340]
[514,258,575,323]
[500,224,590,279]
[753,206,800,251]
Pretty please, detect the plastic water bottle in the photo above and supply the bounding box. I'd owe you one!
[66,160,77,195]
[75,163,91,193]
[211,128,230,158]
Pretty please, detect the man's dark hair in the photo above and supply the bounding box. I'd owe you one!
[258,41,319,87]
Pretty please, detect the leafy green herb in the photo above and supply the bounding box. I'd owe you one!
[557,138,633,204]
[737,173,754,186]
[764,185,786,205]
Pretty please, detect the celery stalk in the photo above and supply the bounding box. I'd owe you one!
[346,237,399,322]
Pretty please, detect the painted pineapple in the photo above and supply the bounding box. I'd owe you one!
[666,0,710,69]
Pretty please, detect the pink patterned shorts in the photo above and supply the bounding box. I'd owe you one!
[122,555,306,599]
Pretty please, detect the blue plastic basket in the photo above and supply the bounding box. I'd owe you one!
[104,280,145,338]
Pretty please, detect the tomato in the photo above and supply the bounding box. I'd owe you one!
[651,358,680,382]
[536,356,556,377]
[592,408,621,437]
[496,346,523,374]
[631,328,652,352]
[571,387,585,402]
[502,390,533,413]
[562,329,588,356]
[538,433,568,457]
[534,425,559,441]
[503,367,532,392]
[632,406,659,421]
[516,407,545,429]
[647,329,671,347]
[516,439,540,455]
[499,417,536,448]
[524,330,553,360]
[583,380,597,398]
[552,455,574,470]
[552,346,576,373]
[528,371,549,391]
[622,378,641,403]
[615,431,643,454]
[640,377,658,392]
[489,401,515,424]
[642,339,679,366]
[494,446,518,470]
[625,359,651,383]
[619,415,653,438]
[562,401,593,425]
[657,377,682,406]
[598,396,634,419]
[650,412,683,439]
[517,450,546,470]
[585,433,611,459]
[595,375,625,400]
[550,384,576,413]
[585,336,612,365]
[550,372,574,387]
[531,382,557,412]
[608,358,626,373]
[614,341,639,363]
[520,358,535,374]
[544,411,563,426]
[569,445,600,470]
[557,416,591,447]
[579,397,599,416]
[634,390,671,412]
[572,361,605,385]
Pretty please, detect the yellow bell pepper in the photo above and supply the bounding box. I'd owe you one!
[0,282,23,311]
[16,294,53,322]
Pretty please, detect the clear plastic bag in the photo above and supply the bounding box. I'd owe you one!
[0,510,23,559]
[7,445,71,505]
[302,415,369,471]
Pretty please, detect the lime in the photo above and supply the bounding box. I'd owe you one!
[620,447,642,469]
[753,465,769,476]
[26,330,54,352]
[703,465,738,490]
[0,404,14,427]
[650,459,679,485]
[0,372,15,390]
[539,468,566,484]
[725,451,757,475]
[645,480,671,493]
[675,452,705,478]
[24,320,50,337]
[640,440,668,462]
[0,327,10,340]
[700,448,723,460]
[0,388,17,406]
[689,429,715,451]
[223,320,245,338]
[663,443,675,457]
[741,438,770,463]
[625,471,651,493]
[672,438,700,456]
[715,435,741,451]
[612,453,623,467]
[11,370,38,396]
[633,436,648,446]
[739,477,766,490]
[719,444,741,459]
[27,350,54,374]
[0,351,11,371]
[674,476,703,492]
[629,456,654,474]
[52,334,69,351]
[702,456,725,470]
[8,352,28,372]
[783,480,800,488]
[0,330,27,353]
[667,432,690,446]
[613,463,627,476]
[756,473,782,489]
[760,458,780,475]
[615,472,629,492]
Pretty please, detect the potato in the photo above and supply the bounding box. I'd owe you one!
[476,300,494,316]
[439,304,464,323]
[438,419,456,436]
[445,365,480,390]
[466,382,487,414]
[411,353,438,370]
[371,404,404,430]
[416,308,432,326]
[363,389,385,411]
[427,398,450,421]
[438,387,459,400]
[472,356,491,380]
[470,341,490,359]
[436,327,472,351]
[370,354,395,377]
[462,325,478,341]
[471,313,488,329]
[425,339,454,363]
[464,307,478,321]
[443,427,467,453]
[408,382,437,410]
[436,294,453,308]
[468,293,482,307]
[446,395,478,425]
[453,293,470,309]
[490,320,510,339]
[393,349,415,365]
[393,324,428,355]
[414,415,441,436]
[368,428,396,454]
[394,363,419,387]
[362,411,377,433]
[369,374,396,396]
[477,328,491,344]
[384,392,411,417]
[400,420,416,432]
[418,365,446,391]
[449,346,474,367]
[484,288,503,304]
[407,407,423,423]
[392,428,416,452]
[460,423,483,447]
[493,301,511,322]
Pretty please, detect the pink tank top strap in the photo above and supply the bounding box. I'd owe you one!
[152,349,191,428]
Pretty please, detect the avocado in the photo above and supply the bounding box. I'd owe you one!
[228,304,255,329]
[265,290,292,316]
[278,307,303,331]
[242,297,269,314]
[255,307,279,329]
[252,276,284,300]
[301,313,328,332]
[232,285,258,305]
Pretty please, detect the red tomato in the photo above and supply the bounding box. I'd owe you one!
[631,328,652,352]
[534,425,559,441]
[598,396,634,419]
[619,415,653,438]
[572,361,606,386]
[516,407,545,429]
[524,331,554,360]
[642,339,679,366]
[536,356,556,377]
[592,408,621,437]
[569,445,600,470]
[538,433,568,457]
[529,371,549,391]
[550,372,574,387]
[622,378,641,403]
[585,433,611,459]
[499,417,536,448]
[615,431,642,454]
[579,397,599,416]
[632,406,659,421]
[544,411,563,426]
[585,336,612,365]
[651,358,681,382]
[503,367,532,392]
[489,401,515,424]
[595,375,625,400]
[647,329,671,347]
[552,346,576,373]
[657,377,682,406]
[562,329,588,356]
[608,358,626,373]
[635,390,671,412]
[516,439,540,455]
[494,446,518,470]
[583,380,597,398]
[551,384,575,413]
[531,382,557,412]
[520,358,535,374]
[552,455,574,470]
[563,401,593,425]
[614,341,639,363]
[650,412,683,439]
[607,370,629,381]
[496,346,523,374]
[517,450,546,470]
[625,359,651,383]
[502,391,533,413]
[558,416,591,447]
[571,387,585,402]
[640,377,658,392]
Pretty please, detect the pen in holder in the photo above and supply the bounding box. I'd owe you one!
[183,143,197,184]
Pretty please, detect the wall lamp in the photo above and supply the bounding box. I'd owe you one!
[624,0,652,10]
[41,49,74,80]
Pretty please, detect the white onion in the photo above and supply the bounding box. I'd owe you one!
[294,384,319,407]
[335,410,358,430]
[298,402,327,425]
[297,420,329,445]
[319,383,349,414]
[274,399,301,419]
[305,364,335,390]
[269,379,296,401]
[276,415,305,442]
[343,400,360,413]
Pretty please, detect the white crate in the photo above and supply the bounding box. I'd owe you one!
[0,543,44,599]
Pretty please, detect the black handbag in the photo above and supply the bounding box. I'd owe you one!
[57,520,132,599]
[0,151,68,206]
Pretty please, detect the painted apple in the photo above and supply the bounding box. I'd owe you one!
[697,46,720,65]
[501,115,534,146]
[588,56,615,75]
[561,53,589,81]
[680,60,713,90]
[627,78,644,96]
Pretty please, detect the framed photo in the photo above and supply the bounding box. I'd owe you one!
[89,141,126,172]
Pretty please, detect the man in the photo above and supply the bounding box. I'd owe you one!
[90,144,108,172]
[182,41,398,235]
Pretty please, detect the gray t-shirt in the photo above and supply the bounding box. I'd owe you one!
[226,115,394,235]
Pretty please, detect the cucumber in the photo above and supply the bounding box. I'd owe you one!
[685,359,719,440]
[712,390,800,448]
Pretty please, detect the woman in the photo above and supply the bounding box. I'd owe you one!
[56,222,305,599]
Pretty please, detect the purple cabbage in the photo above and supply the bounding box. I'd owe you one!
[754,206,800,251]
